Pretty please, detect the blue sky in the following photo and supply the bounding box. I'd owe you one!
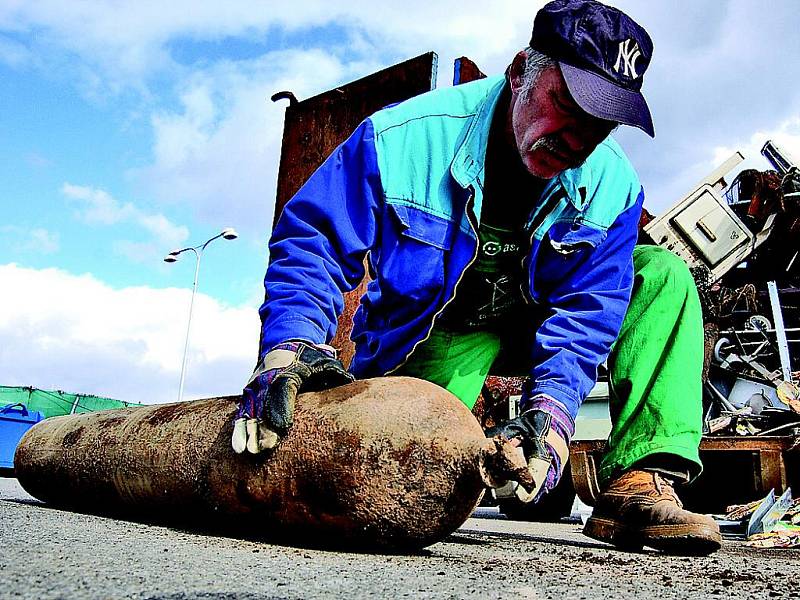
[0,28,265,304]
[1,1,800,404]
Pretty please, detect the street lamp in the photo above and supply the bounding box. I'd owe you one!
[163,227,239,403]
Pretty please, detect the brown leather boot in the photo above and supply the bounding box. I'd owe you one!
[583,469,722,555]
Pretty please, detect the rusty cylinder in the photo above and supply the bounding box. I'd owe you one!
[14,377,530,550]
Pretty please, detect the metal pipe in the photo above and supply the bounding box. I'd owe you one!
[718,340,800,348]
[767,281,794,382]
[731,328,800,335]
[165,229,237,403]
[705,381,737,412]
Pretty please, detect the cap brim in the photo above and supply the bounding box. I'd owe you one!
[559,62,655,138]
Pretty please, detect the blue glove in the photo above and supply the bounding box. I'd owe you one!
[231,341,354,454]
[484,395,573,503]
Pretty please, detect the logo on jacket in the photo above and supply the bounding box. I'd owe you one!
[613,39,642,79]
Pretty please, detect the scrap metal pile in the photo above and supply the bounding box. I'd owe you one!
[646,140,800,438]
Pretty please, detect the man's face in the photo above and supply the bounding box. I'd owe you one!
[509,64,616,179]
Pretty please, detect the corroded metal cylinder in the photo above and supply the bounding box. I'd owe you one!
[15,377,528,550]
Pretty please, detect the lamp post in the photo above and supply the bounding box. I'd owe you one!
[164,227,238,403]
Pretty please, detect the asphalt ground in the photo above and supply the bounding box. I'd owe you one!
[2,478,800,600]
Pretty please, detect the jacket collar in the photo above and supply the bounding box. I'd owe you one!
[449,74,591,212]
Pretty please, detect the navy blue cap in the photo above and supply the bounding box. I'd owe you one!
[531,0,655,137]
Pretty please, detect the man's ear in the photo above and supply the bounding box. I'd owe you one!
[508,50,528,94]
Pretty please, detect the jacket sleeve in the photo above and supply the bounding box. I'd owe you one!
[258,119,382,359]
[523,188,645,420]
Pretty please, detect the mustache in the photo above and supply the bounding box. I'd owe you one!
[528,135,589,166]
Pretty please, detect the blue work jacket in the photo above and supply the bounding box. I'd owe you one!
[260,74,644,420]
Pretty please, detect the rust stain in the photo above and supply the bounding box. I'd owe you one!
[144,404,185,426]
[96,416,126,430]
[61,426,84,448]
[312,379,371,406]
[389,440,424,465]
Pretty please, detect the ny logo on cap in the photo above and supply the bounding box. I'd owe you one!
[613,39,642,79]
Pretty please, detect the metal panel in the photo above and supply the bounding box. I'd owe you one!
[670,185,751,266]
[273,52,438,226]
[453,56,486,85]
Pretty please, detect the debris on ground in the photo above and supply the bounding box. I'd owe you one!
[716,488,800,547]
[746,526,800,548]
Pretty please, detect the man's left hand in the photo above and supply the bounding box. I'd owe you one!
[484,396,573,502]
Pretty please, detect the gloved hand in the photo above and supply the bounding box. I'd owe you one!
[231,341,354,455]
[484,395,574,503]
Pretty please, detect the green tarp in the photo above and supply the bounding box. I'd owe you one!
[0,386,142,419]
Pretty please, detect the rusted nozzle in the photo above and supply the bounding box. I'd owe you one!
[476,436,535,492]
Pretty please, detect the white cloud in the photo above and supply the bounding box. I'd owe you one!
[62,183,136,225]
[0,263,259,404]
[0,226,60,255]
[712,115,800,177]
[61,183,189,260]
[0,1,537,85]
[132,48,371,237]
[28,229,60,254]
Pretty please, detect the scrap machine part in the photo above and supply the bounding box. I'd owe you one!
[746,315,772,332]
[14,377,530,551]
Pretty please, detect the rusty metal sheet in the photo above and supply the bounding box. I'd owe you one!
[273,52,438,226]
[269,52,438,367]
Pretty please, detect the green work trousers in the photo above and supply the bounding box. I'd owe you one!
[397,245,704,485]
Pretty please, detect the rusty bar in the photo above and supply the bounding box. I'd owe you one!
[571,436,799,511]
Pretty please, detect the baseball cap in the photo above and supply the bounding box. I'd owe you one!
[530,0,655,137]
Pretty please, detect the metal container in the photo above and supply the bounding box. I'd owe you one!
[0,403,44,470]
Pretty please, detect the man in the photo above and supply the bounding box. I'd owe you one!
[233,0,722,554]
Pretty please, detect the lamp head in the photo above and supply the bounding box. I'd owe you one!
[163,251,179,263]
[221,227,239,240]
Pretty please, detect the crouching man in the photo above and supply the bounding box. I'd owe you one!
[233,0,721,554]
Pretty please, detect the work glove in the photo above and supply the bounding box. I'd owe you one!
[231,341,354,455]
[484,395,573,503]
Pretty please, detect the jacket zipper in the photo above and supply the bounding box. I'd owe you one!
[386,189,481,375]
[519,189,566,305]
[520,228,537,306]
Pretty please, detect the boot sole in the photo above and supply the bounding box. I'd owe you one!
[584,516,722,555]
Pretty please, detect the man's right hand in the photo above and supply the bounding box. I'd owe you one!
[231,341,354,454]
